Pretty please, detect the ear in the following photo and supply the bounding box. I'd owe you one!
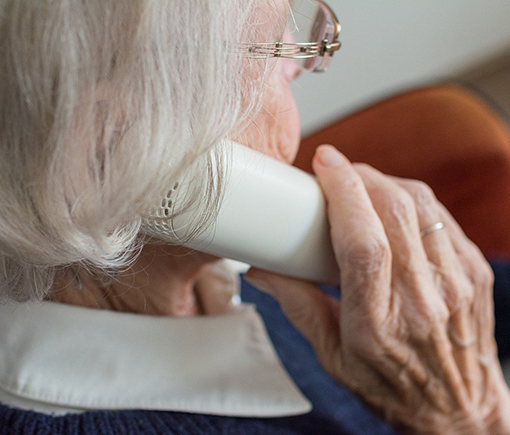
[91,85,130,157]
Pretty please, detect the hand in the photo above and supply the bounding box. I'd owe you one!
[245,146,510,434]
[194,259,241,315]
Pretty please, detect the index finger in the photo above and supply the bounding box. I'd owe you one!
[312,145,391,314]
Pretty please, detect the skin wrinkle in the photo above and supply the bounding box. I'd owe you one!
[341,233,390,274]
[387,190,419,231]
[450,312,481,402]
[376,343,416,400]
[364,293,454,410]
[341,272,391,328]
[432,326,470,407]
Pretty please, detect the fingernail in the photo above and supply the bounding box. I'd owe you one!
[244,275,275,296]
[316,145,344,167]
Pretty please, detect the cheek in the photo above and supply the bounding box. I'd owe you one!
[235,61,301,164]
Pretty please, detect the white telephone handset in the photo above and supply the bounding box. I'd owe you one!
[142,141,339,284]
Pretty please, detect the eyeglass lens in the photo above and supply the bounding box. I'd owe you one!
[287,0,337,72]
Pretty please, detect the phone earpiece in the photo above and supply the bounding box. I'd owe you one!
[142,141,339,284]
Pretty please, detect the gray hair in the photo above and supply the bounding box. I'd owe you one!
[0,0,287,301]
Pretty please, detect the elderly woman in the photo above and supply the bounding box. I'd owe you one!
[1,0,510,434]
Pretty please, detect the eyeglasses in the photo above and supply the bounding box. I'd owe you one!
[239,0,341,73]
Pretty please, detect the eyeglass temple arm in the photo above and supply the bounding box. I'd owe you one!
[322,40,341,56]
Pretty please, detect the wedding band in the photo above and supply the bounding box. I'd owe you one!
[420,221,445,238]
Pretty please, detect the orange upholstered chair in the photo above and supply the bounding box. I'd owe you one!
[294,84,510,259]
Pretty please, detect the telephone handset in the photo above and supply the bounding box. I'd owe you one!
[142,141,340,284]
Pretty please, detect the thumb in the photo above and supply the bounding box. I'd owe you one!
[244,268,342,373]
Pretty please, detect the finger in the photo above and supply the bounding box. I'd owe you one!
[436,203,493,346]
[437,204,499,371]
[312,146,392,320]
[471,267,497,368]
[448,306,482,401]
[437,202,488,273]
[390,177,482,396]
[194,261,240,315]
[353,165,436,298]
[244,268,342,376]
[393,179,474,308]
[390,178,455,266]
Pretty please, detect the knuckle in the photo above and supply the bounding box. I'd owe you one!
[461,242,494,290]
[409,181,436,210]
[435,302,450,325]
[387,190,417,226]
[326,171,366,198]
[450,284,474,312]
[409,302,450,342]
[441,270,475,312]
[340,174,365,193]
[464,238,485,260]
[429,294,451,324]
[342,234,391,272]
[474,260,494,289]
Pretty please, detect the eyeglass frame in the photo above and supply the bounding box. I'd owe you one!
[239,0,341,72]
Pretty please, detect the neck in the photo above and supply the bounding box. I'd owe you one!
[48,244,228,316]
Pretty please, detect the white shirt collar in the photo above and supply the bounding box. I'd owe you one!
[0,301,311,417]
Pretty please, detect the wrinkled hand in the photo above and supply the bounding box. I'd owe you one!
[245,146,510,434]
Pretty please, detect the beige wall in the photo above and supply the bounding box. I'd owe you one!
[293,0,510,135]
